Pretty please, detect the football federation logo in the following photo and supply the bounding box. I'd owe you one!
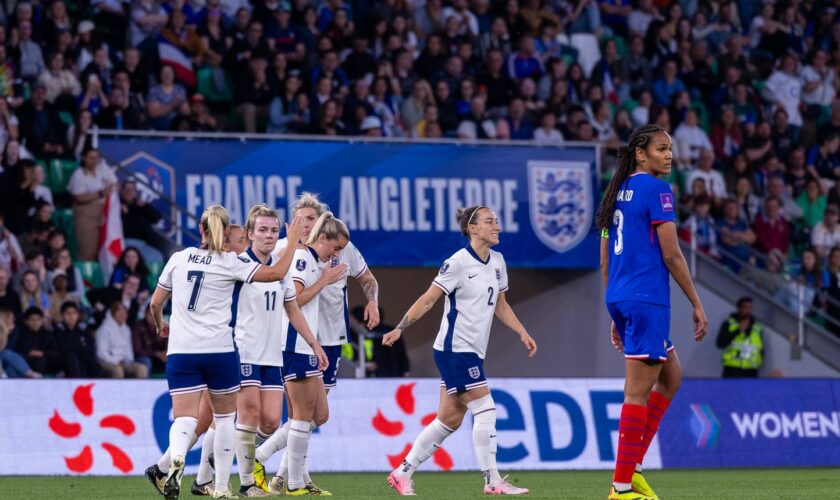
[468,366,481,380]
[296,259,307,271]
[495,268,501,282]
[308,355,318,367]
[439,262,449,275]
[528,161,592,253]
[660,193,675,212]
[241,364,252,377]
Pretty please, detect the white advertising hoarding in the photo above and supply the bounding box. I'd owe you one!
[0,378,659,475]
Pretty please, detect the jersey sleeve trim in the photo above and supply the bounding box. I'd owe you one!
[292,277,306,285]
[245,263,261,284]
[157,282,172,291]
[651,219,674,226]
[352,264,368,279]
[284,294,297,302]
[499,286,509,293]
[432,280,451,295]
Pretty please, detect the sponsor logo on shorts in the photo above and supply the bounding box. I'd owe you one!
[468,366,481,380]
[241,364,252,377]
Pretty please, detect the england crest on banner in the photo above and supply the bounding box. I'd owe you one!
[527,161,593,253]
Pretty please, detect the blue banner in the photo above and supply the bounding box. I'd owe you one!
[658,379,840,468]
[98,137,599,268]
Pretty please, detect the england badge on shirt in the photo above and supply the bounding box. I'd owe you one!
[528,160,592,253]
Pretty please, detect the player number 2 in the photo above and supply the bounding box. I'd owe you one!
[264,291,277,311]
[613,210,624,255]
[487,287,495,306]
[187,270,205,311]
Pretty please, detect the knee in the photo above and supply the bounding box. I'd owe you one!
[466,394,496,425]
[239,399,261,422]
[260,419,279,435]
[314,410,329,428]
[437,412,464,431]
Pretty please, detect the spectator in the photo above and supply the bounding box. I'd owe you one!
[18,82,66,159]
[197,2,232,71]
[811,205,840,261]
[673,109,713,169]
[686,148,727,204]
[717,198,756,270]
[790,247,828,314]
[733,176,761,225]
[160,9,205,64]
[797,178,827,229]
[801,49,835,111]
[119,180,172,262]
[307,98,344,135]
[652,59,686,106]
[763,54,803,130]
[807,133,840,181]
[753,196,791,257]
[457,96,496,140]
[38,51,81,111]
[533,110,563,144]
[504,97,535,141]
[49,248,84,298]
[131,305,167,375]
[507,36,542,80]
[716,297,763,378]
[47,270,79,320]
[15,306,61,374]
[234,53,272,132]
[766,175,803,224]
[146,65,188,130]
[130,0,169,48]
[0,267,21,320]
[68,110,95,160]
[442,0,478,37]
[96,302,148,378]
[400,80,433,133]
[79,47,113,99]
[53,302,100,378]
[67,148,117,261]
[681,194,719,258]
[267,74,305,133]
[110,248,151,300]
[12,20,45,81]
[96,86,143,130]
[0,215,23,276]
[0,306,41,377]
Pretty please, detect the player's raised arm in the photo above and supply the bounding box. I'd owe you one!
[252,215,302,283]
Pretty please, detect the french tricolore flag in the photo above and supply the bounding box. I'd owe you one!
[157,38,196,87]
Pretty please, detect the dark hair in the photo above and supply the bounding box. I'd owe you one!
[60,301,80,314]
[456,206,486,238]
[115,246,149,278]
[595,125,667,229]
[23,306,44,319]
[736,297,753,307]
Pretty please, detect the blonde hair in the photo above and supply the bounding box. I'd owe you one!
[294,192,325,216]
[244,203,280,241]
[306,211,350,245]
[200,205,230,253]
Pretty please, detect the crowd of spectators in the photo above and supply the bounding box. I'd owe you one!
[3,0,840,374]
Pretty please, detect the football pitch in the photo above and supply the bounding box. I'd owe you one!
[1,468,837,499]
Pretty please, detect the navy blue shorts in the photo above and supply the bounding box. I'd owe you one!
[607,301,673,362]
[239,363,284,391]
[282,351,323,382]
[433,349,487,395]
[167,351,240,396]
[322,345,342,389]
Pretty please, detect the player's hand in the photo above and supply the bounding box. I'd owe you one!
[520,332,537,357]
[364,300,380,329]
[610,321,623,352]
[157,321,169,338]
[313,343,329,371]
[285,215,303,244]
[382,329,402,347]
[693,305,708,342]
[321,263,347,285]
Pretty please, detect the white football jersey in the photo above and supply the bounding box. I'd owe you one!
[282,247,323,355]
[432,247,509,359]
[158,248,261,355]
[317,242,368,346]
[234,248,297,366]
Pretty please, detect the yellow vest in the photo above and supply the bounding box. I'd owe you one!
[721,318,763,370]
[341,339,374,362]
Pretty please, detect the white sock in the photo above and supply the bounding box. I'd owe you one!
[256,421,289,463]
[196,428,215,485]
[236,423,257,486]
[256,427,270,447]
[168,417,198,470]
[157,448,171,473]
[213,413,236,494]
[467,395,501,486]
[636,463,643,473]
[303,421,318,484]
[396,418,454,479]
[287,419,311,490]
[277,450,289,480]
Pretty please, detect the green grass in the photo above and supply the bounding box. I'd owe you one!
[1,469,837,499]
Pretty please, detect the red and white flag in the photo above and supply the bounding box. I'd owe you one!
[157,38,196,87]
[99,189,124,281]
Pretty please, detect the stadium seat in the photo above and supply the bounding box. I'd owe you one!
[146,260,164,291]
[570,33,601,78]
[48,159,79,195]
[76,261,105,290]
[197,67,233,103]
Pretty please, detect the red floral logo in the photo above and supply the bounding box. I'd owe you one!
[47,384,136,474]
[371,383,453,471]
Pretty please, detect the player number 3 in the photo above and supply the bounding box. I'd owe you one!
[613,210,624,255]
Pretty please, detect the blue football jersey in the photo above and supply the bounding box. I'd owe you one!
[605,172,676,306]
